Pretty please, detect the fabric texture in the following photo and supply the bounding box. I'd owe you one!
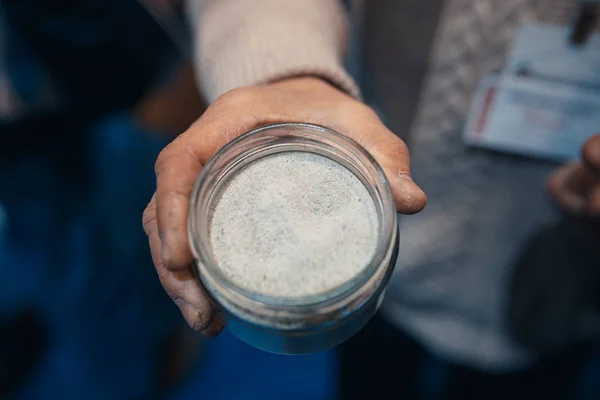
[382,0,599,371]
[185,0,359,102]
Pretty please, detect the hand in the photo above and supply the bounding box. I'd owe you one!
[547,134,600,237]
[142,77,427,335]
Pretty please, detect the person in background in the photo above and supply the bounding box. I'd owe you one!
[147,0,600,399]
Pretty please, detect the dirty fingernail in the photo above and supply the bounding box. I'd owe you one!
[179,300,213,332]
[393,173,427,214]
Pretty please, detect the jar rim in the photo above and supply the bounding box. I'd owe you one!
[188,123,397,316]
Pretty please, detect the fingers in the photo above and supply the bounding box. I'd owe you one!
[154,139,202,271]
[146,80,428,340]
[374,137,427,215]
[389,172,428,214]
[547,163,587,213]
[547,161,600,215]
[581,134,600,174]
[184,82,427,215]
[202,312,227,338]
[245,77,427,214]
[184,89,278,164]
[332,107,427,214]
[143,196,223,336]
[547,134,600,215]
[153,92,275,272]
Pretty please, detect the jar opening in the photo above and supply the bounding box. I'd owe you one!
[189,123,397,311]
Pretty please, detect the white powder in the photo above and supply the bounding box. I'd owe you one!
[208,151,378,299]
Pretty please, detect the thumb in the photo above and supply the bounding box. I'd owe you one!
[335,113,427,214]
[388,170,428,214]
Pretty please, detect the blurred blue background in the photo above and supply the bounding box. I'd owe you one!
[0,112,337,399]
[0,1,337,397]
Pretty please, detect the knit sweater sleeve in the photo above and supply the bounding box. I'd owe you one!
[184,0,359,103]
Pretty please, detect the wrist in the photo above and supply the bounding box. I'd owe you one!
[270,75,351,96]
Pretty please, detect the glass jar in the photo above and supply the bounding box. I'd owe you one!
[188,123,398,354]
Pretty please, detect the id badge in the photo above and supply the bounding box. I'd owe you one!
[464,23,600,161]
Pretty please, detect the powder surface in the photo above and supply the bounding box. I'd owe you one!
[208,152,378,299]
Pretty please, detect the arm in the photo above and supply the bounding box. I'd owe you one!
[145,0,427,335]
[185,0,359,102]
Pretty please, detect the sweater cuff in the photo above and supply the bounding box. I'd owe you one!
[187,0,360,103]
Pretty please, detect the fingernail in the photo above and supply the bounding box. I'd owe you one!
[192,308,214,332]
[200,312,227,337]
[179,301,213,332]
[160,234,173,267]
[394,173,427,214]
[203,322,225,338]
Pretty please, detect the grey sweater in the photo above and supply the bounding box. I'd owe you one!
[381,0,600,371]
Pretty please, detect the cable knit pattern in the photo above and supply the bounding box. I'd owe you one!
[382,0,590,371]
[186,0,359,102]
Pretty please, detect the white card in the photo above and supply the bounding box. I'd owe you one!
[463,75,600,161]
[464,23,600,161]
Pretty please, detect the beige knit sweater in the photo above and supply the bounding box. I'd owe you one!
[186,0,360,102]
